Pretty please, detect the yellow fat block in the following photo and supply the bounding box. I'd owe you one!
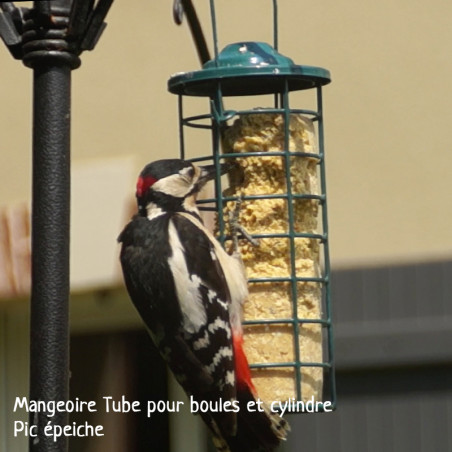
[222,113,323,404]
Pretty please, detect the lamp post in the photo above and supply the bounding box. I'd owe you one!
[0,1,113,450]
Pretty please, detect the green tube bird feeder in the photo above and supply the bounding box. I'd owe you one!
[169,0,336,412]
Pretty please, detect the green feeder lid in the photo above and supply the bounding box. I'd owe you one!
[168,42,331,97]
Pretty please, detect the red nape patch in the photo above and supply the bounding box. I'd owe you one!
[233,333,256,394]
[136,176,157,197]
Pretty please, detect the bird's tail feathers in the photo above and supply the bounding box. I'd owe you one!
[203,388,289,452]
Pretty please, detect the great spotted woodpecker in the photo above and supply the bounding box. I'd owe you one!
[118,159,289,451]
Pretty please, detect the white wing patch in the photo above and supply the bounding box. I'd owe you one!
[225,370,235,386]
[208,317,231,339]
[209,249,217,261]
[205,346,233,374]
[207,289,228,311]
[192,330,210,350]
[168,220,206,334]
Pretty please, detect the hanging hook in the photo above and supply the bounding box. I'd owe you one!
[173,0,184,25]
[172,0,211,65]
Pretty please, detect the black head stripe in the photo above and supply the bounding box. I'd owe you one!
[140,159,193,181]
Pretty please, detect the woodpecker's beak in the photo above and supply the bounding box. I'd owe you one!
[197,162,232,188]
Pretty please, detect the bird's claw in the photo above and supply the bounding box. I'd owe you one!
[228,197,259,253]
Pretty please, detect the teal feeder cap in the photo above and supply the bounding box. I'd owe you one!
[168,41,331,97]
[203,42,296,69]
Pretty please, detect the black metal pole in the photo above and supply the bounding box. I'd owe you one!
[29,64,72,452]
[0,1,112,449]
[24,2,80,451]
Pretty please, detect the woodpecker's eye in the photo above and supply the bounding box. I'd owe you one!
[179,165,195,182]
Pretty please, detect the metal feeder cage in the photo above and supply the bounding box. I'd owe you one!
[169,0,335,411]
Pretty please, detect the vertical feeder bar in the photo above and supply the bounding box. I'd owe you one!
[282,82,303,402]
[317,85,336,406]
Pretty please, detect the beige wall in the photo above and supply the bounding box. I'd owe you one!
[1,0,451,270]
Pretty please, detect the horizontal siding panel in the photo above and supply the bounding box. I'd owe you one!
[286,366,452,452]
[331,260,452,323]
[284,260,452,452]
[335,316,452,369]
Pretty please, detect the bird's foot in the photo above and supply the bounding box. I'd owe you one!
[228,197,259,254]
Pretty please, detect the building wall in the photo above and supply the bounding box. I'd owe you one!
[1,0,452,270]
